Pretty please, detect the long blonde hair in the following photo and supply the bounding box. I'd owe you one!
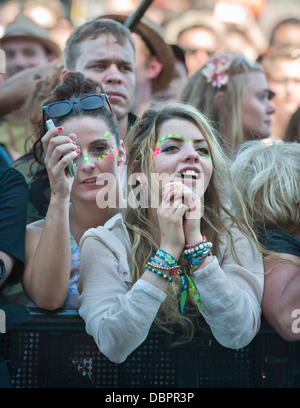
[124,102,259,339]
[230,140,300,235]
[180,52,264,153]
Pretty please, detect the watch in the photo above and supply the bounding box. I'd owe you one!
[0,259,5,280]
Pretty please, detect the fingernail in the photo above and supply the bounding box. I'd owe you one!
[57,126,63,131]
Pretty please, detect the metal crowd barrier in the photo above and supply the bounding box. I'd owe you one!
[0,308,299,388]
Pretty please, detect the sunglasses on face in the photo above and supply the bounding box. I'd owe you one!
[42,93,113,124]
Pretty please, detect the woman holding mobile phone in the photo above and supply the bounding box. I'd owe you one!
[22,72,125,310]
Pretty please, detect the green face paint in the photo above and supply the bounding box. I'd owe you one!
[73,131,118,166]
[156,134,191,148]
[154,133,212,161]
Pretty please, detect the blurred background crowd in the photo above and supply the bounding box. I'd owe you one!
[1,0,300,153]
[1,0,300,52]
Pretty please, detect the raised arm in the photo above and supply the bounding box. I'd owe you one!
[0,60,62,116]
[79,188,188,363]
[22,126,78,310]
[165,183,263,349]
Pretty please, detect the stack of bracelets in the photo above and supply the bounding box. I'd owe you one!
[145,250,181,283]
[145,237,213,281]
[183,236,213,268]
[145,237,213,315]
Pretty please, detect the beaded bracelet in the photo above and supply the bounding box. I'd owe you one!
[185,246,212,261]
[150,257,180,276]
[147,261,171,271]
[184,237,212,256]
[145,265,172,282]
[184,241,204,255]
[189,251,212,266]
[184,237,213,268]
[147,262,179,277]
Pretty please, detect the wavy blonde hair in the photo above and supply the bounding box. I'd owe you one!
[230,140,300,234]
[124,102,259,340]
[180,53,264,154]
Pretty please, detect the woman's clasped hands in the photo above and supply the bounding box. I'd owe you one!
[158,181,202,261]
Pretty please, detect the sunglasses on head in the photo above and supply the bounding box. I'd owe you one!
[42,93,113,124]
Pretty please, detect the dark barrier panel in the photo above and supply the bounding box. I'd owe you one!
[0,308,299,388]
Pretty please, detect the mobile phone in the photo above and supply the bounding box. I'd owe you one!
[46,119,76,177]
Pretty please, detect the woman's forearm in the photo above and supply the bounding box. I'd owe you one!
[30,197,71,310]
[262,256,300,341]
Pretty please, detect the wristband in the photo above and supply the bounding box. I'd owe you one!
[155,249,178,267]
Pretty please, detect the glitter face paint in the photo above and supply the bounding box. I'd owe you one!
[73,131,118,166]
[154,133,212,161]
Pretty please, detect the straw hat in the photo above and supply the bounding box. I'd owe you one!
[97,14,175,93]
[164,10,225,44]
[0,13,61,58]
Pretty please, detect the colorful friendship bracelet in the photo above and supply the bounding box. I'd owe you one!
[187,275,207,315]
[145,239,211,314]
[178,272,189,315]
[178,270,207,315]
[155,249,178,267]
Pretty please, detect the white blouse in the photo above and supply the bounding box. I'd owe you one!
[78,214,264,363]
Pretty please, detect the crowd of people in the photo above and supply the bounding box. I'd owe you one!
[0,0,299,373]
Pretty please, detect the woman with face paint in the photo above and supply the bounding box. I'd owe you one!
[180,52,275,157]
[22,72,125,310]
[78,102,264,363]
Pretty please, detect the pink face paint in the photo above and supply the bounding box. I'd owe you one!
[153,147,160,157]
[153,134,191,158]
[97,142,118,161]
[106,143,118,161]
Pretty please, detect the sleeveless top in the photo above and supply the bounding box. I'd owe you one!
[30,232,81,309]
[66,232,81,308]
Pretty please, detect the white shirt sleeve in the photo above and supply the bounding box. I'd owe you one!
[78,217,264,362]
[192,223,264,349]
[78,226,166,364]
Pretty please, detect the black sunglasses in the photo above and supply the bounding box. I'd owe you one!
[42,93,113,122]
